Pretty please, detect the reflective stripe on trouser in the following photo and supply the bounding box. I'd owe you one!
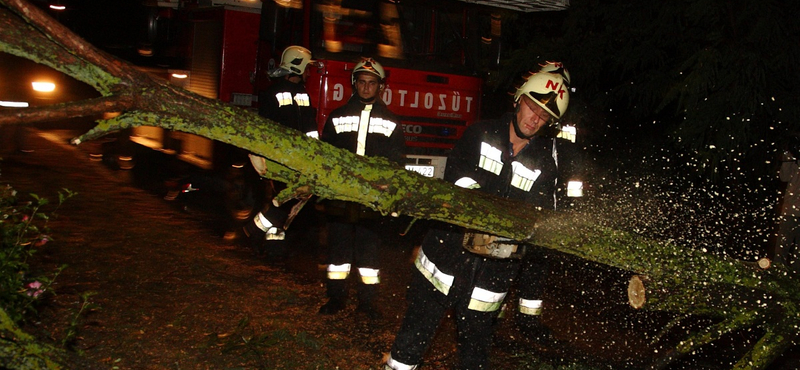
[519,298,543,316]
[254,212,273,232]
[416,246,507,312]
[467,286,507,312]
[390,272,495,370]
[384,355,417,370]
[358,267,380,284]
[414,247,455,295]
[325,222,381,300]
[327,263,350,280]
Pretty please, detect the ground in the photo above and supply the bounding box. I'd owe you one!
[2,128,797,370]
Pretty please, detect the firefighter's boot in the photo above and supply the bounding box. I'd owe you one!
[355,284,381,319]
[319,279,347,315]
[355,301,381,320]
[518,315,555,344]
[318,297,347,315]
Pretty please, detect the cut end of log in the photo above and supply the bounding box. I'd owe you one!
[628,275,647,309]
[248,154,268,176]
[757,257,771,270]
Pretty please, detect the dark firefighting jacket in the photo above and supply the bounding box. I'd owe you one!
[414,113,558,313]
[259,78,318,137]
[321,95,405,164]
[320,95,406,220]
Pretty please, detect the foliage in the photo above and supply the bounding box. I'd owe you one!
[0,180,74,324]
[59,291,98,350]
[499,0,800,181]
[0,307,64,370]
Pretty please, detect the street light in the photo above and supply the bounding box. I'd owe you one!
[32,81,56,93]
[0,101,29,108]
[49,1,65,10]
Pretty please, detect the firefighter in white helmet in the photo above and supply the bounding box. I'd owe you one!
[243,46,321,256]
[385,62,570,370]
[317,57,405,318]
[511,62,586,347]
[258,45,320,136]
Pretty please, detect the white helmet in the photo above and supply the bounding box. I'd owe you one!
[351,58,386,85]
[270,46,316,77]
[537,61,571,85]
[514,62,570,119]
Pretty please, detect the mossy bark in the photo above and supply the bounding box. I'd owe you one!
[0,308,63,369]
[0,1,797,369]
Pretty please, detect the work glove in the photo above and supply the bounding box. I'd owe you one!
[462,232,527,259]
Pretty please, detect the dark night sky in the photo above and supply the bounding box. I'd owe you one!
[33,0,145,52]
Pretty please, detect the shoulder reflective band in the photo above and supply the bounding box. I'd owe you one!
[414,247,454,295]
[358,267,380,284]
[367,117,397,137]
[294,92,310,107]
[467,286,507,312]
[332,115,359,134]
[510,161,541,192]
[275,91,292,107]
[454,177,480,189]
[519,298,543,316]
[557,125,577,143]
[356,104,373,156]
[326,263,351,280]
[479,142,503,175]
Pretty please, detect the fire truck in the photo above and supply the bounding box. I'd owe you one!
[127,0,569,180]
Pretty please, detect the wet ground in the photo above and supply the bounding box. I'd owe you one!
[2,127,798,369]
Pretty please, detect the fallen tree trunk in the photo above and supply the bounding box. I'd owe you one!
[0,1,797,369]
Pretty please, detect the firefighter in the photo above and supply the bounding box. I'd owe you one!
[512,65,587,345]
[317,57,405,318]
[385,62,571,370]
[243,45,320,255]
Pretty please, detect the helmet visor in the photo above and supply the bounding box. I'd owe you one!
[520,95,556,126]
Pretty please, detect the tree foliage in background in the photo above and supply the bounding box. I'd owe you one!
[498,0,800,181]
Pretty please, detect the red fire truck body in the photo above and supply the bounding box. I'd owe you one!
[305,59,482,178]
[131,0,487,179]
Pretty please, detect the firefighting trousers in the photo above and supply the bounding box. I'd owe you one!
[325,221,381,302]
[389,271,497,370]
[514,246,550,312]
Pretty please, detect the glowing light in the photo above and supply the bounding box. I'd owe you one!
[49,4,66,10]
[567,181,583,198]
[31,81,55,92]
[171,73,188,79]
[0,100,29,107]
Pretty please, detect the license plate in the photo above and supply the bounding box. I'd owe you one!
[405,165,435,177]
